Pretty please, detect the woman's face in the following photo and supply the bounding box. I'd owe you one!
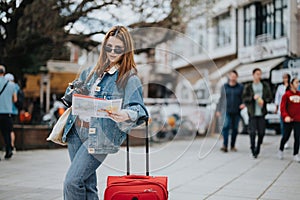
[282,74,289,84]
[104,36,124,64]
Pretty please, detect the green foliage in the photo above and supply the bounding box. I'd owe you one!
[0,0,99,78]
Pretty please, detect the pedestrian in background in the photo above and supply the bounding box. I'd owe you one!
[278,78,300,162]
[216,70,245,152]
[242,68,272,158]
[274,73,291,148]
[0,65,17,160]
[5,73,20,152]
[62,26,147,199]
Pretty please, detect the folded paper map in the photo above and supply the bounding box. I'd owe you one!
[72,94,122,119]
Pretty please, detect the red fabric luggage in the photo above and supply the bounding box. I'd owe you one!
[104,104,168,200]
[104,175,168,200]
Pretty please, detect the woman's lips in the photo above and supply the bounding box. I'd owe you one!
[109,55,118,61]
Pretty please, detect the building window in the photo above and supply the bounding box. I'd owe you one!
[262,2,274,38]
[274,0,287,38]
[216,12,231,47]
[244,0,287,46]
[244,4,256,46]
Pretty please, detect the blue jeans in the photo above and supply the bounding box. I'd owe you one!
[222,113,240,148]
[64,126,107,200]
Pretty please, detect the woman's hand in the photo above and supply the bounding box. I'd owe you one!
[284,116,292,123]
[108,110,130,122]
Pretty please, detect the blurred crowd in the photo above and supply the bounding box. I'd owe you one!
[216,68,300,162]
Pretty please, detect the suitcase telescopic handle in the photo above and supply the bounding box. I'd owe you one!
[125,102,149,176]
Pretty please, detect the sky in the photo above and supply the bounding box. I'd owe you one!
[68,0,171,42]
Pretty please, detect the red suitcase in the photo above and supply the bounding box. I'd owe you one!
[105,175,168,200]
[104,105,168,200]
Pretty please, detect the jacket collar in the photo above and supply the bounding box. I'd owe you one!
[106,65,119,75]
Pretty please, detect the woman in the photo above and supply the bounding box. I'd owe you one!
[278,78,300,162]
[62,26,147,199]
[274,73,291,148]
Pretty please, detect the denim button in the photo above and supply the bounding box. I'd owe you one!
[95,86,101,92]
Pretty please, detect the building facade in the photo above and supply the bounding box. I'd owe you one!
[158,0,300,102]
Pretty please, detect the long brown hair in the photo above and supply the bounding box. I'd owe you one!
[87,26,137,88]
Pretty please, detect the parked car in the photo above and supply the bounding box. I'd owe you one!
[265,103,281,134]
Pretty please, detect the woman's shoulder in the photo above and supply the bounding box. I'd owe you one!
[126,69,140,80]
[124,72,142,91]
[127,74,141,84]
[78,66,95,79]
[84,66,94,74]
[277,84,285,89]
[283,90,292,96]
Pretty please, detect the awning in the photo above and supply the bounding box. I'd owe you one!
[209,59,240,80]
[236,57,286,83]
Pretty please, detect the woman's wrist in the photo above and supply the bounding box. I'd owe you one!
[124,109,138,121]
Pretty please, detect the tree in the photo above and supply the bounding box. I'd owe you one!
[0,0,205,79]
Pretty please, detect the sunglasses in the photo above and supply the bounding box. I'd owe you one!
[104,46,124,54]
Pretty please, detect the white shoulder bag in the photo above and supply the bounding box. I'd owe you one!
[46,107,71,146]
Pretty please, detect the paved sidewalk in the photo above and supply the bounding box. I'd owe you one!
[0,134,300,200]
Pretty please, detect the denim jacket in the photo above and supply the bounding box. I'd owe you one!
[62,66,147,154]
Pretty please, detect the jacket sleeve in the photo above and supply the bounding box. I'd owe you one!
[242,83,253,104]
[216,85,226,113]
[263,82,273,104]
[274,85,281,106]
[280,93,289,119]
[63,67,91,97]
[239,84,244,105]
[118,75,147,131]
[123,75,147,122]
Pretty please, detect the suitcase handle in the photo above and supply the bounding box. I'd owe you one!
[124,175,151,179]
[125,102,149,176]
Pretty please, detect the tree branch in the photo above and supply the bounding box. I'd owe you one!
[129,0,182,29]
[66,33,100,50]
[65,0,121,25]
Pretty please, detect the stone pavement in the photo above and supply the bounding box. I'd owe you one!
[0,134,300,200]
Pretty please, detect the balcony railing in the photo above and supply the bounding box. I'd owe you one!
[255,34,273,44]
